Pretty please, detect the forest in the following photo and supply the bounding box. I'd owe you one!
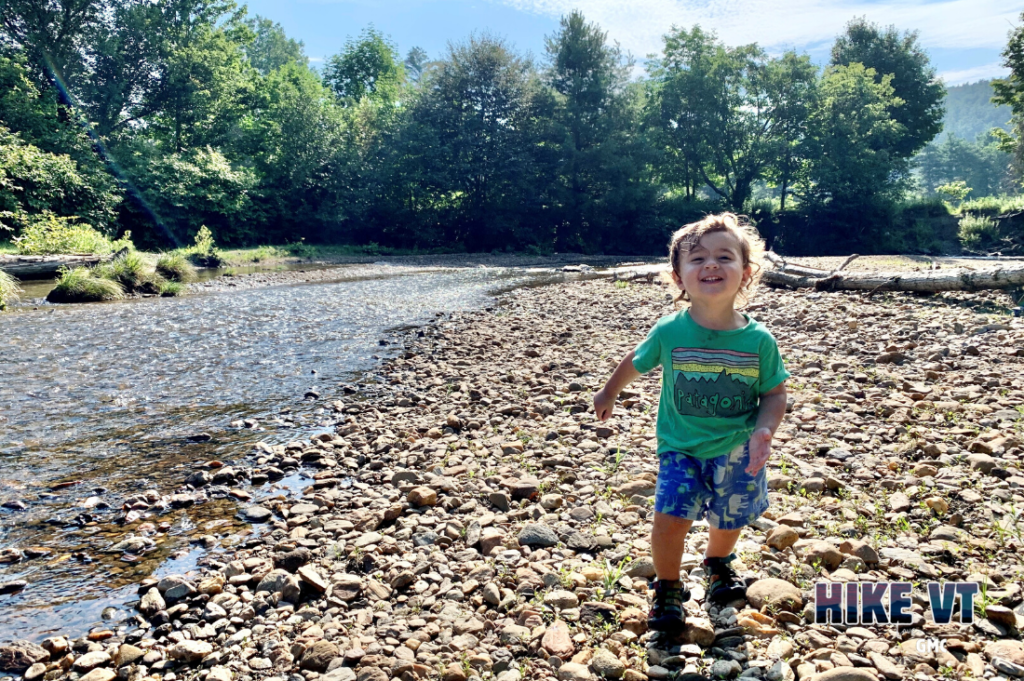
[1,0,1023,257]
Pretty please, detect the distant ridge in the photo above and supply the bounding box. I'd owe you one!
[938,79,1012,143]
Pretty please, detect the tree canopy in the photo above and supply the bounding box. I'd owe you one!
[0,1,1015,255]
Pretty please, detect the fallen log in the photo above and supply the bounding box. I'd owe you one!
[762,262,1024,293]
[0,253,112,280]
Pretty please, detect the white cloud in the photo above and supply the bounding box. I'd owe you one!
[495,0,1021,58]
[939,62,1010,85]
[309,56,325,63]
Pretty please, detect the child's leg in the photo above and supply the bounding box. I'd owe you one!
[706,526,741,559]
[651,512,693,581]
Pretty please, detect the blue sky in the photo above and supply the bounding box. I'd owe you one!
[240,0,1020,85]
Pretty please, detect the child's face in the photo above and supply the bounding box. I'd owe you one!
[672,230,751,306]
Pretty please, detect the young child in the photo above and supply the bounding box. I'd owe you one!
[594,213,789,634]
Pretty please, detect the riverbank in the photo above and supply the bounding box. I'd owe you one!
[3,276,1024,681]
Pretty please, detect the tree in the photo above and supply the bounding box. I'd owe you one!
[831,17,944,158]
[237,61,346,241]
[916,133,1011,198]
[650,26,817,211]
[992,11,1024,184]
[245,16,306,75]
[322,27,404,105]
[376,35,544,249]
[404,46,428,85]
[543,11,655,251]
[143,0,257,152]
[0,0,108,90]
[799,63,906,247]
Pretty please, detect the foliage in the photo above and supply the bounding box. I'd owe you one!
[322,27,404,105]
[179,224,224,266]
[938,80,1012,143]
[916,133,1012,199]
[159,280,184,296]
[800,63,907,221]
[650,26,817,211]
[47,266,126,303]
[992,11,1024,185]
[93,250,155,291]
[0,269,21,311]
[831,17,945,158]
[245,15,306,75]
[12,212,118,254]
[959,214,999,250]
[935,180,971,206]
[1,1,1011,255]
[156,252,197,282]
[543,11,658,251]
[119,146,256,248]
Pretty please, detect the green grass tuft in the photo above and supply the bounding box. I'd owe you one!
[0,270,22,311]
[156,253,197,283]
[47,267,125,303]
[159,281,185,297]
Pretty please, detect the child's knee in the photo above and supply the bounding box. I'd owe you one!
[653,512,693,532]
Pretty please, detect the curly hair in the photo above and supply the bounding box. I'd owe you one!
[665,212,765,308]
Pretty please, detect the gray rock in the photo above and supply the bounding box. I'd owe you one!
[710,659,742,678]
[242,505,272,522]
[518,523,559,547]
[590,649,624,678]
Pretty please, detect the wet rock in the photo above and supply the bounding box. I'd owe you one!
[274,547,312,572]
[114,645,144,668]
[0,641,49,673]
[242,505,272,522]
[138,587,165,616]
[73,651,111,672]
[0,580,27,595]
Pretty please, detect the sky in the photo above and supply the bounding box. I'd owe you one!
[240,0,1021,86]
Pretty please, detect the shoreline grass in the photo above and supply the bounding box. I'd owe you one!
[0,270,21,310]
[47,267,126,303]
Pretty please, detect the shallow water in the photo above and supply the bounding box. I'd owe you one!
[0,263,580,642]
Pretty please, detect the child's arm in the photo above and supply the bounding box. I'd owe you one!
[594,351,641,421]
[745,381,787,475]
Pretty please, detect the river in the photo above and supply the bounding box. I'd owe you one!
[0,262,598,643]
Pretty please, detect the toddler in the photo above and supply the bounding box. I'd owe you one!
[594,213,789,634]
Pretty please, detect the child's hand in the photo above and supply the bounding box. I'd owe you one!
[745,427,772,475]
[593,388,615,421]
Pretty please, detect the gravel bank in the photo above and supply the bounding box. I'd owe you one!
[3,278,1024,681]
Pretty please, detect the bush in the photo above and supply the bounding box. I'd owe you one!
[13,212,115,254]
[94,250,159,292]
[159,281,184,297]
[0,269,21,311]
[156,253,197,282]
[959,215,999,250]
[47,266,125,303]
[182,225,224,267]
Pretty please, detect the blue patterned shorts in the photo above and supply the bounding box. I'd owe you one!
[654,441,769,530]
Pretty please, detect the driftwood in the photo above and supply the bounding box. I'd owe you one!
[0,253,113,280]
[763,251,1024,293]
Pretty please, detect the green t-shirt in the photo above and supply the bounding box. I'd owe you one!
[632,309,790,459]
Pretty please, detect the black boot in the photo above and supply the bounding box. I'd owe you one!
[703,553,747,606]
[648,579,690,633]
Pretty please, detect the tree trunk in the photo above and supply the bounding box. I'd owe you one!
[0,254,113,280]
[763,262,1024,292]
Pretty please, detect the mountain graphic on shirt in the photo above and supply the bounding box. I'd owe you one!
[671,347,759,418]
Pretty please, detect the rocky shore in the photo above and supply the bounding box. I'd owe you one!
[3,277,1024,681]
